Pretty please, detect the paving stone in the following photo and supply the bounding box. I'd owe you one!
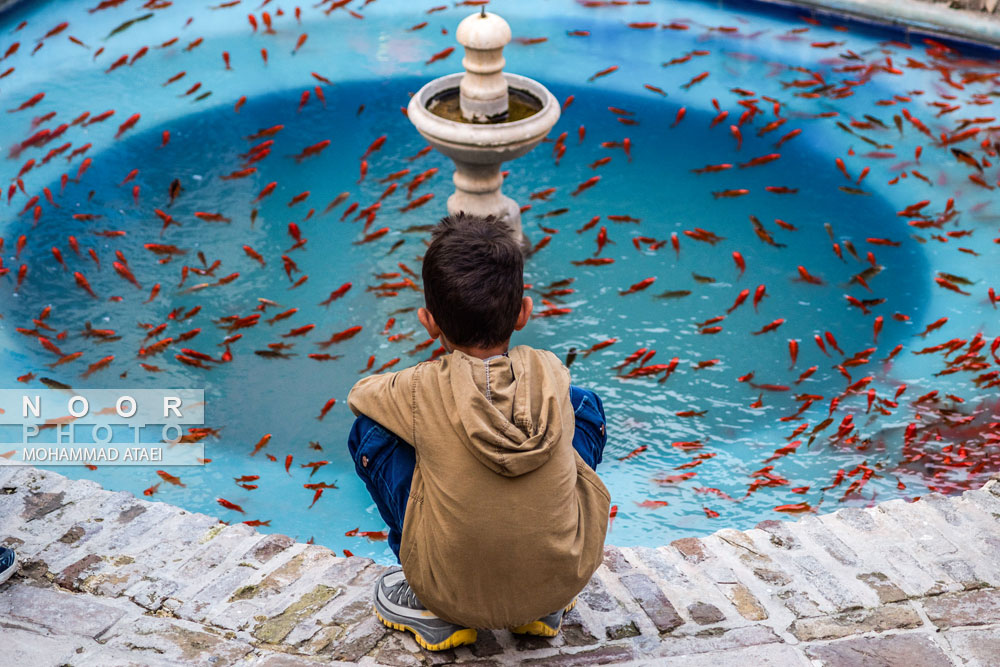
[937,558,989,590]
[604,619,640,639]
[659,642,809,666]
[561,607,600,647]
[373,632,424,666]
[687,601,725,625]
[717,582,768,621]
[244,533,297,564]
[788,602,923,641]
[804,632,952,667]
[671,537,709,563]
[68,646,178,667]
[26,521,107,578]
[777,588,824,619]
[326,612,388,661]
[963,488,1000,518]
[618,571,682,633]
[126,576,180,611]
[787,553,873,612]
[521,644,635,665]
[922,493,985,528]
[19,490,68,521]
[0,582,128,638]
[751,563,793,586]
[0,624,98,667]
[578,574,618,613]
[836,507,877,532]
[880,501,961,558]
[632,546,693,588]
[469,628,505,657]
[879,544,956,597]
[857,572,908,604]
[416,644,459,665]
[169,523,262,595]
[252,584,341,644]
[644,545,741,617]
[269,561,381,646]
[653,625,782,657]
[58,525,85,544]
[297,623,345,655]
[601,546,630,573]
[713,529,765,557]
[122,516,252,610]
[514,630,563,651]
[173,561,267,623]
[250,654,352,667]
[201,545,344,632]
[922,588,1000,628]
[821,512,949,598]
[938,626,1000,667]
[101,616,253,666]
[713,529,797,594]
[798,516,861,566]
[755,520,801,549]
[86,499,182,557]
[55,553,104,590]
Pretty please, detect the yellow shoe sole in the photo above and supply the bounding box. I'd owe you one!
[375,609,478,651]
[510,598,577,637]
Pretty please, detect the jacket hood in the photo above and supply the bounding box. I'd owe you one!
[448,346,569,477]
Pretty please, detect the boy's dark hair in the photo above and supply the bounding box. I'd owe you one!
[422,213,524,348]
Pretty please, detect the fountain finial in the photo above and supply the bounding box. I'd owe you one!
[456,11,511,122]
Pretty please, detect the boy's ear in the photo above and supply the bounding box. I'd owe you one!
[513,296,533,331]
[418,307,442,339]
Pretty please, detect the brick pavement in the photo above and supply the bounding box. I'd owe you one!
[2,466,999,665]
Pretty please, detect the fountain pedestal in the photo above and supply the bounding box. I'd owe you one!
[406,11,560,248]
[449,159,520,227]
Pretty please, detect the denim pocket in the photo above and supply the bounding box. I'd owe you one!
[570,386,608,469]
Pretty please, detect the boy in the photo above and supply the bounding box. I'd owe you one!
[347,213,611,651]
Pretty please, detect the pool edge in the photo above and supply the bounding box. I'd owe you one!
[734,0,1000,48]
[2,463,999,663]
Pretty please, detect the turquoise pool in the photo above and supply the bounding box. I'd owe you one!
[1,0,998,562]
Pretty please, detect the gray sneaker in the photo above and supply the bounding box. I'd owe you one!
[373,568,477,651]
[511,598,577,637]
[0,547,16,585]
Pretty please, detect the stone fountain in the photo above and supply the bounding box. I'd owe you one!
[406,10,561,248]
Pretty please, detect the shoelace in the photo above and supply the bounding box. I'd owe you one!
[386,578,427,610]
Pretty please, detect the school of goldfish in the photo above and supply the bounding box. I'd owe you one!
[1,0,999,553]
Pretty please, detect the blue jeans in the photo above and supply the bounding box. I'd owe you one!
[348,386,608,561]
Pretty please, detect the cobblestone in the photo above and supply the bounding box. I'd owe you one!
[803,633,952,666]
[921,588,1000,628]
[1,466,999,665]
[617,571,682,633]
[788,602,923,641]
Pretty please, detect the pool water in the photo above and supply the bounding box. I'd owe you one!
[1,0,999,562]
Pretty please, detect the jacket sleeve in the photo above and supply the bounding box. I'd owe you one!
[347,365,418,445]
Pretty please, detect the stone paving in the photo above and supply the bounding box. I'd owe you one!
[2,466,1000,665]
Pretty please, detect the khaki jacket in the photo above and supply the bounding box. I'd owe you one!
[348,345,610,628]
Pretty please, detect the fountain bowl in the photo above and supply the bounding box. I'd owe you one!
[408,71,560,244]
[408,72,560,165]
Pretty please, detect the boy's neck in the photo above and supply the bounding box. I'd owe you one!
[446,339,511,360]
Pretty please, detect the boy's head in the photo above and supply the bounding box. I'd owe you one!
[419,213,532,352]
